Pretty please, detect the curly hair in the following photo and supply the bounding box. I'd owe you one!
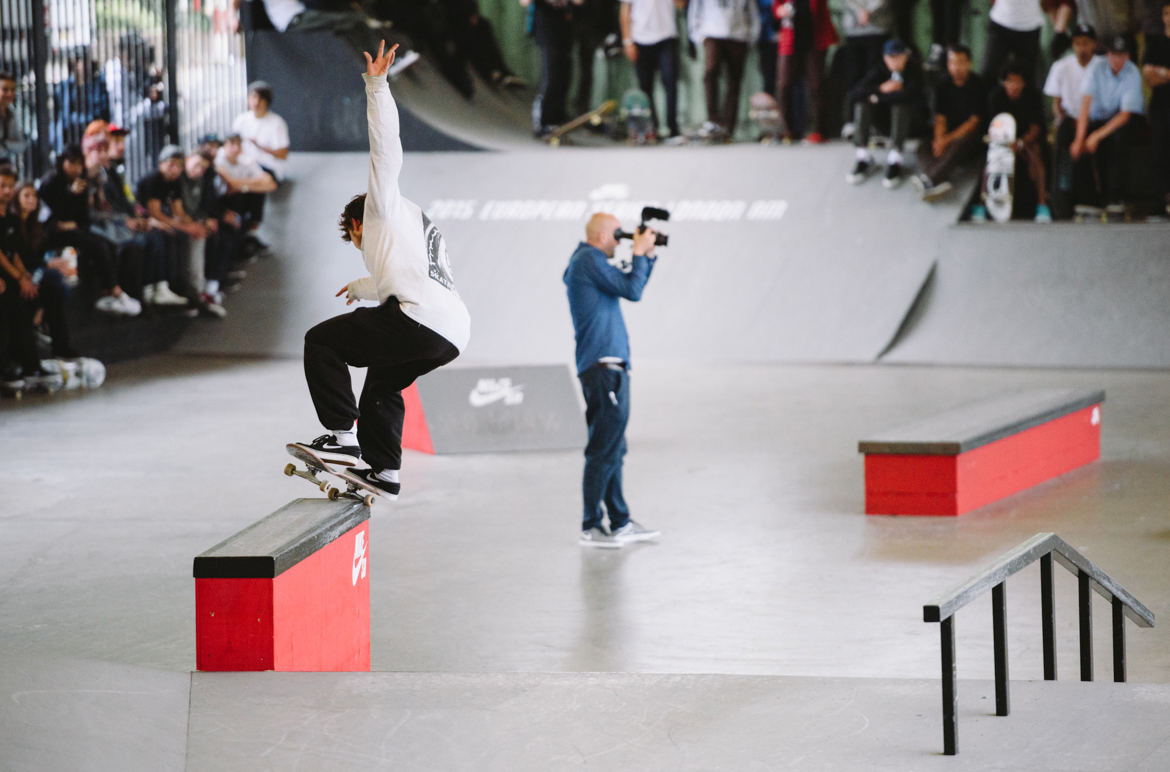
[339,194,366,242]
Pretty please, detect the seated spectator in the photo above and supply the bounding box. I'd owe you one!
[688,0,760,141]
[983,0,1043,85]
[82,126,150,299]
[1043,0,1078,59]
[839,0,892,135]
[232,82,290,181]
[912,45,987,201]
[8,180,78,358]
[179,149,228,318]
[216,133,277,234]
[773,0,838,143]
[984,59,1051,221]
[39,144,140,316]
[1142,0,1170,215]
[1071,36,1145,211]
[135,145,193,307]
[621,0,685,143]
[0,71,27,165]
[847,38,923,188]
[1045,23,1098,218]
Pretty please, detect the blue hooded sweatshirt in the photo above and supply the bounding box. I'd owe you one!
[563,241,657,375]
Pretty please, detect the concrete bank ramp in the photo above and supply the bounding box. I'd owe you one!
[883,223,1170,368]
[176,145,966,364]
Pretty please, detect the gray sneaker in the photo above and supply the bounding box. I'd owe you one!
[611,521,660,544]
[580,527,621,549]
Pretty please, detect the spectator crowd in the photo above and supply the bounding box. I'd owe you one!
[0,79,285,392]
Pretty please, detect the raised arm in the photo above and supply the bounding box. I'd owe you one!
[363,42,403,218]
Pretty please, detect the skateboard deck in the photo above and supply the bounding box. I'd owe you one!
[285,444,391,506]
[622,89,654,144]
[984,113,1017,223]
[546,99,616,146]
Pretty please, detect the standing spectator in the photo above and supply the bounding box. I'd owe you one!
[757,0,779,96]
[1045,23,1097,218]
[530,1,574,136]
[1142,0,1170,215]
[232,82,290,181]
[568,0,614,119]
[621,0,686,142]
[912,45,988,201]
[688,0,760,140]
[1071,36,1145,211]
[51,52,112,150]
[983,0,1045,84]
[773,0,838,142]
[1078,0,1140,50]
[1044,0,1078,58]
[0,72,27,165]
[564,213,662,548]
[39,145,139,316]
[8,181,77,358]
[127,75,169,171]
[847,38,923,188]
[987,59,1052,220]
[135,145,192,307]
[925,0,964,71]
[839,0,892,135]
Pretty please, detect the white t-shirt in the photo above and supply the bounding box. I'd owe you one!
[347,74,471,352]
[231,110,290,180]
[215,147,267,181]
[988,0,1044,31]
[1043,55,1098,117]
[687,0,760,42]
[262,0,305,32]
[620,0,679,46]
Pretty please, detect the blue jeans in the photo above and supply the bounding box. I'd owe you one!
[579,365,631,532]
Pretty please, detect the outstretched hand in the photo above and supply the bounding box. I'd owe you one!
[364,41,398,78]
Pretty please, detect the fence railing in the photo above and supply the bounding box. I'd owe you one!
[923,532,1154,756]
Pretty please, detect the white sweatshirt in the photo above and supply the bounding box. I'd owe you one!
[347,74,471,352]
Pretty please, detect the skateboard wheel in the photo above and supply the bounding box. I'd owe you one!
[363,495,375,507]
[284,463,296,477]
[549,137,560,147]
[328,487,340,500]
[318,480,330,492]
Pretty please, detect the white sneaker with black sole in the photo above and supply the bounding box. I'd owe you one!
[611,521,661,544]
[847,159,873,185]
[295,434,362,466]
[580,527,621,548]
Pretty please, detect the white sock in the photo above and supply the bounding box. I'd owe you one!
[333,426,358,446]
[887,149,903,166]
[855,147,871,162]
[205,279,219,295]
[375,468,399,483]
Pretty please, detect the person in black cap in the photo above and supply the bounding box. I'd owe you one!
[1142,0,1170,214]
[846,37,923,189]
[1071,34,1145,211]
[1045,22,1097,217]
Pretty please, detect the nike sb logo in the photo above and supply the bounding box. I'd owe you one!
[352,529,367,586]
[468,378,524,407]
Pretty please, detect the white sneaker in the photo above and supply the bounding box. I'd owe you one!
[151,281,188,306]
[199,292,227,318]
[115,292,141,316]
[580,527,621,549]
[611,520,660,544]
[142,283,155,304]
[95,295,123,315]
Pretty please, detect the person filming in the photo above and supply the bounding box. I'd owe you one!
[564,212,663,548]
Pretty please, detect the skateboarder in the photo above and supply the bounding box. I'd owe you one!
[295,42,471,499]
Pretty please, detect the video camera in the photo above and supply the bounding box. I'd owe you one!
[614,206,670,247]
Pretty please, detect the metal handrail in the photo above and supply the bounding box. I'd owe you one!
[922,532,1154,756]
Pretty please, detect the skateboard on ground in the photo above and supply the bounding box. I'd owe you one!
[749,92,782,144]
[983,113,1017,223]
[622,89,654,144]
[545,100,616,147]
[284,444,386,507]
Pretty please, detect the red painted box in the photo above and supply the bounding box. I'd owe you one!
[193,498,370,671]
[860,389,1103,516]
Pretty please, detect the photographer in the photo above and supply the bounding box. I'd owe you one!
[563,212,663,548]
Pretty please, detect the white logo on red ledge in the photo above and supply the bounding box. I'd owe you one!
[352,530,367,586]
[1091,406,1100,426]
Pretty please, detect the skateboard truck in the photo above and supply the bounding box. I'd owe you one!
[284,463,376,506]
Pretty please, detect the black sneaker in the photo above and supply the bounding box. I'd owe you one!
[846,159,872,185]
[297,434,362,466]
[346,467,400,500]
[883,163,904,189]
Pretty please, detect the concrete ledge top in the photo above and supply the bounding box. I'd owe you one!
[193,498,368,579]
[859,388,1105,456]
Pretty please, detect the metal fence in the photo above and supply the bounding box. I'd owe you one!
[0,0,246,185]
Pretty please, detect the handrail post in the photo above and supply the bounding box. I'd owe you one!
[941,615,958,755]
[1079,571,1093,681]
[992,582,1010,716]
[1112,597,1126,683]
[1041,552,1057,680]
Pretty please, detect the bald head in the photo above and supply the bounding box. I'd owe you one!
[586,213,620,257]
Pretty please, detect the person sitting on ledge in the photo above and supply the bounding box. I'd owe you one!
[912,44,988,202]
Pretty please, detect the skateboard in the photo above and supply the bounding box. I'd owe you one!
[284,444,387,507]
[0,371,65,399]
[622,89,654,144]
[545,99,616,147]
[749,92,782,144]
[983,113,1017,223]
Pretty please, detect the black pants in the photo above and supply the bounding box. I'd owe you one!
[917,130,985,183]
[1084,118,1134,205]
[1051,116,1093,216]
[757,37,778,97]
[579,365,631,532]
[222,192,266,227]
[840,35,888,123]
[48,229,118,292]
[930,0,964,46]
[534,3,573,128]
[0,284,39,372]
[304,299,459,472]
[983,21,1040,85]
[1151,107,1170,207]
[635,38,681,137]
[854,99,913,151]
[35,268,73,356]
